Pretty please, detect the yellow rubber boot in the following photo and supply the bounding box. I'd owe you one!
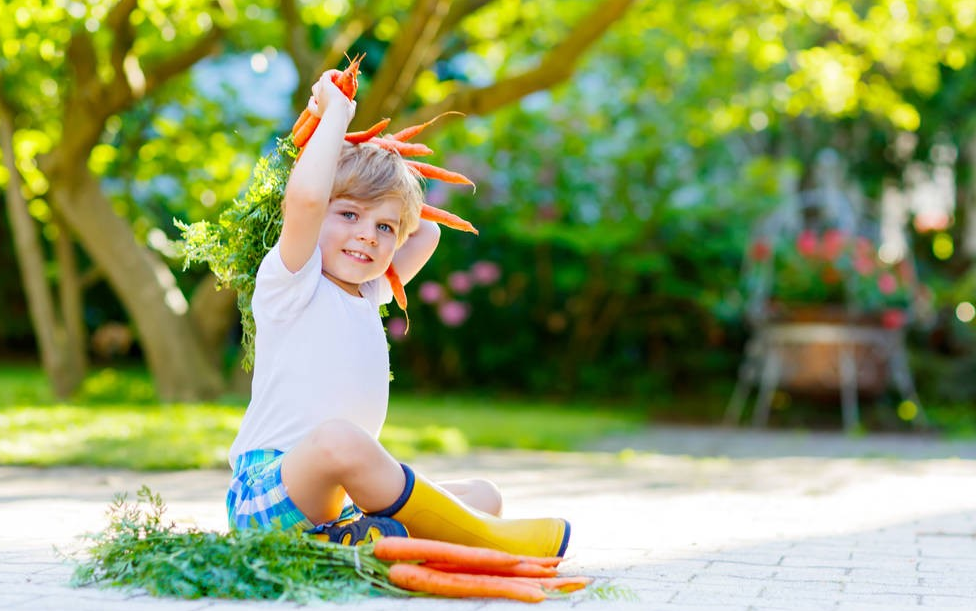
[369,464,570,557]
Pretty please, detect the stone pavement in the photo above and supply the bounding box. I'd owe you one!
[2,425,976,610]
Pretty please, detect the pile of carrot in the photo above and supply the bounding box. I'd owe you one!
[288,56,479,314]
[368,536,592,603]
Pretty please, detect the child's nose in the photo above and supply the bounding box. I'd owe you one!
[358,227,378,245]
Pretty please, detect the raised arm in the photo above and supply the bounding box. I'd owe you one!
[392,219,441,286]
[279,73,356,272]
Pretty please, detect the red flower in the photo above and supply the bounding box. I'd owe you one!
[821,229,847,261]
[854,236,875,258]
[749,240,772,261]
[897,260,915,284]
[853,253,874,275]
[881,308,907,329]
[796,230,818,257]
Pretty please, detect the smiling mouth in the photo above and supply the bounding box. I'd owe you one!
[343,249,373,262]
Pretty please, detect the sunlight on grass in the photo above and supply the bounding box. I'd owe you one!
[387,394,643,452]
[0,404,242,470]
[0,367,646,471]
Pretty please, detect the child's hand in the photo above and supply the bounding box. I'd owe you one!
[309,70,356,126]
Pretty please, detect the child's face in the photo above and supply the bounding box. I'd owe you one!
[318,196,402,296]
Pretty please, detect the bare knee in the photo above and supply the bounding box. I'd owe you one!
[301,419,377,477]
[475,479,504,516]
[442,478,503,516]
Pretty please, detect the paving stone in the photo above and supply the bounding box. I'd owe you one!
[920,594,976,608]
[2,426,976,610]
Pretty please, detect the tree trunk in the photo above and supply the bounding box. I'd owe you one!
[54,223,89,375]
[47,165,224,401]
[189,275,240,369]
[0,110,85,397]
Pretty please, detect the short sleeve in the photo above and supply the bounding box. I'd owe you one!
[253,244,323,321]
[360,274,394,307]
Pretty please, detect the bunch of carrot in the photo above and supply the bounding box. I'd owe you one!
[288,56,479,314]
[348,536,592,603]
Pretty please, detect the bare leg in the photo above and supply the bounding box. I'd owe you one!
[281,419,406,524]
[440,479,503,517]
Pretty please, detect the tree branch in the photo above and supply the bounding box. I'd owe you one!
[142,25,225,96]
[317,13,375,78]
[107,0,139,79]
[439,0,494,35]
[353,0,451,129]
[53,10,226,174]
[398,0,637,134]
[280,0,315,94]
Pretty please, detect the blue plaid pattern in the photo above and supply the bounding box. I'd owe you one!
[227,449,359,532]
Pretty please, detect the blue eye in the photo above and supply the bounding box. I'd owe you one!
[378,223,393,233]
[342,211,356,220]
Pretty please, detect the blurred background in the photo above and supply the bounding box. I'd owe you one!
[1,0,975,464]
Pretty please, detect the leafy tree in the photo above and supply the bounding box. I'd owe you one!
[387,0,976,399]
[0,0,635,399]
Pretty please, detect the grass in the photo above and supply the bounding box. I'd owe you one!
[0,366,644,471]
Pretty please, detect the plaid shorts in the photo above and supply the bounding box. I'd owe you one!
[226,449,359,532]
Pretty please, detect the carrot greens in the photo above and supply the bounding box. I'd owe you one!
[69,486,403,602]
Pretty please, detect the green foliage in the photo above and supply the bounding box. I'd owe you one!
[70,487,404,602]
[177,137,297,370]
[3,0,975,413]
[75,368,157,404]
[0,367,646,470]
[746,228,920,318]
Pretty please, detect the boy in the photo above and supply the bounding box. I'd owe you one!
[226,71,570,558]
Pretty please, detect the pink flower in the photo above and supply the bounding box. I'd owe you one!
[438,300,470,327]
[447,271,473,295]
[796,230,818,257]
[821,229,847,261]
[387,317,408,340]
[470,260,501,285]
[853,254,874,275]
[877,272,898,295]
[418,281,444,304]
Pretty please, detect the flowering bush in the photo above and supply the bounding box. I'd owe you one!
[747,228,919,328]
[385,260,503,341]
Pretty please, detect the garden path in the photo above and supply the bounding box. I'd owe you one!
[2,425,976,610]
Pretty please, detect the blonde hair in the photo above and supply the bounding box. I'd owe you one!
[330,142,423,247]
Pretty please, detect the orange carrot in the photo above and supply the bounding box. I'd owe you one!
[388,563,546,603]
[332,54,363,100]
[384,265,408,313]
[291,108,313,138]
[372,537,519,569]
[390,111,465,142]
[513,575,593,593]
[421,204,478,235]
[513,554,564,568]
[345,118,392,144]
[423,561,558,578]
[369,137,434,157]
[293,115,321,148]
[404,160,475,187]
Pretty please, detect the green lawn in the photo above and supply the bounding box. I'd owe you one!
[0,366,644,470]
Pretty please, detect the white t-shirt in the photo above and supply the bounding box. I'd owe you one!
[228,244,393,466]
